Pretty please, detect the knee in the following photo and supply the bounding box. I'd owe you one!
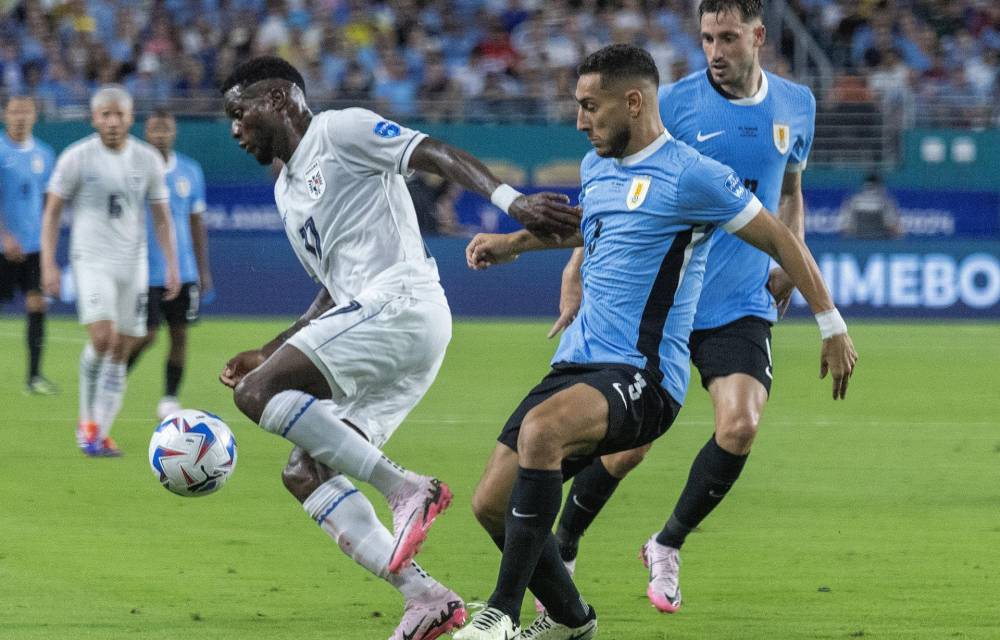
[90,332,114,354]
[136,333,156,352]
[233,374,271,424]
[716,410,760,453]
[517,409,564,467]
[471,487,506,536]
[25,294,47,313]
[282,449,323,503]
[603,443,652,478]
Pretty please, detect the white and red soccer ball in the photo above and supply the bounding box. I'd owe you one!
[148,409,238,497]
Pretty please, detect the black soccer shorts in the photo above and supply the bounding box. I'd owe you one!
[498,363,681,473]
[0,251,42,302]
[690,315,774,394]
[147,283,200,329]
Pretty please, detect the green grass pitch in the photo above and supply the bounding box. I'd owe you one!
[0,316,997,639]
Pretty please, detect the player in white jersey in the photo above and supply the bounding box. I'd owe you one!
[40,85,179,457]
[216,57,580,640]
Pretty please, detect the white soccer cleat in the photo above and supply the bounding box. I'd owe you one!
[534,557,576,613]
[453,606,520,640]
[387,473,453,574]
[520,608,597,640]
[641,534,682,613]
[156,396,182,421]
[389,586,467,640]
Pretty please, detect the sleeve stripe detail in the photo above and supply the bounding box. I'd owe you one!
[722,196,763,233]
[398,132,428,175]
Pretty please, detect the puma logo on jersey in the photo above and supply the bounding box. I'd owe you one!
[305,160,325,199]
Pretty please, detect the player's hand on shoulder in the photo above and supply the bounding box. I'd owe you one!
[819,333,858,400]
[508,192,581,240]
[1,233,24,262]
[466,233,519,270]
[767,267,795,318]
[220,349,266,389]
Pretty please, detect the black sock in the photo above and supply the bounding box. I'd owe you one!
[488,467,563,623]
[126,350,142,372]
[657,436,748,549]
[555,459,621,562]
[165,361,183,396]
[489,533,590,627]
[26,312,44,379]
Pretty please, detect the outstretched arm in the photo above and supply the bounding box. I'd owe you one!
[465,229,583,270]
[734,210,858,399]
[220,287,336,388]
[408,138,582,239]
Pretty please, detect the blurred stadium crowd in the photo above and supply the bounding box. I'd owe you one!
[0,0,997,127]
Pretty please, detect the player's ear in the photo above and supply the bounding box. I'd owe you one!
[625,88,643,119]
[268,86,288,112]
[754,23,766,47]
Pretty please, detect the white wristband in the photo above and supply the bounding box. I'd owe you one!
[490,184,522,215]
[815,308,848,339]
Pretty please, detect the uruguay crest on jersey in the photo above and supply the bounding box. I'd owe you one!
[305,160,325,199]
[626,176,651,210]
[772,122,790,154]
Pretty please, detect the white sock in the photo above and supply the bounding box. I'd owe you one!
[260,390,409,497]
[93,359,127,439]
[302,476,438,599]
[78,343,102,423]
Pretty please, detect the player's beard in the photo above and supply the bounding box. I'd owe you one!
[604,123,632,158]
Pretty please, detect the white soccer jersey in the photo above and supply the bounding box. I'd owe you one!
[274,109,443,304]
[48,134,168,267]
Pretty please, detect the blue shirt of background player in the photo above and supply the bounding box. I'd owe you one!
[0,134,55,254]
[552,132,763,405]
[659,69,816,330]
[147,152,206,286]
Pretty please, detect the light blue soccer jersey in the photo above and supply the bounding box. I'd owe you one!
[553,132,762,404]
[0,135,55,254]
[659,70,816,329]
[147,152,206,286]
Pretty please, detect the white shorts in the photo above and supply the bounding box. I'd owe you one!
[72,261,148,337]
[287,289,452,448]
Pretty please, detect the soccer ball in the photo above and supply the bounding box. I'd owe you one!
[148,409,238,497]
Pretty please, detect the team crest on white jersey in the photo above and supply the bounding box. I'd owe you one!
[175,176,191,198]
[127,171,144,190]
[31,154,45,174]
[626,176,651,210]
[305,160,325,199]
[772,123,790,154]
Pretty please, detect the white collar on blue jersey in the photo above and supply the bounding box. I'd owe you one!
[4,134,35,152]
[728,70,769,106]
[618,130,673,167]
[164,151,177,172]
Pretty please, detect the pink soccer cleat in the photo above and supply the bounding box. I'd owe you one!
[641,535,682,613]
[387,474,453,574]
[389,586,466,640]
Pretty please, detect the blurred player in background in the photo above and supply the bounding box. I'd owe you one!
[545,0,819,615]
[457,44,853,639]
[0,96,57,394]
[41,85,179,457]
[127,109,212,420]
[217,56,578,640]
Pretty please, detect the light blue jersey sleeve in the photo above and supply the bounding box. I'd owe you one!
[786,91,816,172]
[675,155,763,231]
[190,160,207,214]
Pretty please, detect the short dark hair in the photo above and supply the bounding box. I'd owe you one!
[577,44,659,88]
[698,0,763,22]
[220,56,307,97]
[148,108,174,120]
